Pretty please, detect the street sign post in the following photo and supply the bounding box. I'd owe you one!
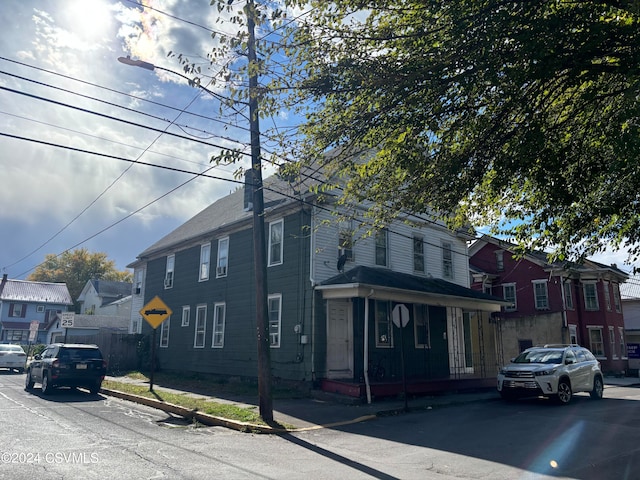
[28,321,39,343]
[61,312,75,342]
[60,312,75,328]
[139,296,173,391]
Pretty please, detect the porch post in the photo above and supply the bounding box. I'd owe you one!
[364,293,373,404]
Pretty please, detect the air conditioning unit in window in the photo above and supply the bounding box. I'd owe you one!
[216,266,227,276]
[164,277,173,288]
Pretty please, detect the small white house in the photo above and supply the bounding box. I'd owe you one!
[77,279,132,317]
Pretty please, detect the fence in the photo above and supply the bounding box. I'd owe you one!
[68,332,142,375]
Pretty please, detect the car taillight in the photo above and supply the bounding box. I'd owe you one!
[102,360,107,369]
[52,360,59,368]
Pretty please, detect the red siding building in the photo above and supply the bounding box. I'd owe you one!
[469,236,628,375]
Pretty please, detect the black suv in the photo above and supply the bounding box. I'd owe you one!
[25,343,106,395]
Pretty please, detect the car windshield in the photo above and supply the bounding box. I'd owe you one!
[60,348,102,361]
[0,345,23,353]
[513,350,563,364]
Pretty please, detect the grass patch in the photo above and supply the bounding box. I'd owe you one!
[102,379,264,424]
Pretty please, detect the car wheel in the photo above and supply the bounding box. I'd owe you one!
[590,376,604,399]
[89,381,102,395]
[41,373,52,395]
[24,371,34,391]
[556,380,572,405]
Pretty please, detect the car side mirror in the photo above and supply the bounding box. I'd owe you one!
[34,354,41,360]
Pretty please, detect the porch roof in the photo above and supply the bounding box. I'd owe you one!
[316,266,508,312]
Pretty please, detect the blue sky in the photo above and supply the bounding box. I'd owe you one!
[0,0,635,281]
[0,0,268,278]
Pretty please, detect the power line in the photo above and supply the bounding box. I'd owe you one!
[0,85,252,157]
[3,90,207,271]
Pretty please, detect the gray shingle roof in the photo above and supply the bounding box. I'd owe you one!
[134,172,310,260]
[321,266,503,303]
[91,280,132,298]
[0,279,73,305]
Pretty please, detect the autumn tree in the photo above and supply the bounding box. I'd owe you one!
[274,0,640,263]
[28,249,132,312]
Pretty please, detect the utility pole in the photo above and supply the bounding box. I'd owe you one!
[246,0,273,423]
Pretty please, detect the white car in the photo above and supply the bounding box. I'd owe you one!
[497,344,604,404]
[0,344,27,373]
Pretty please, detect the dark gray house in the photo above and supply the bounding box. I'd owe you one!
[128,170,505,399]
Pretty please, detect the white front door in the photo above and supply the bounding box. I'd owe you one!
[326,299,353,379]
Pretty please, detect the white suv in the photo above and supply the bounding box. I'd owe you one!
[497,344,603,404]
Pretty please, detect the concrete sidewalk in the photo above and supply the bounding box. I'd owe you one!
[101,375,640,433]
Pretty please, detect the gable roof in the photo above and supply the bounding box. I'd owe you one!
[131,172,309,263]
[469,234,629,281]
[0,278,73,305]
[83,279,132,306]
[317,266,508,312]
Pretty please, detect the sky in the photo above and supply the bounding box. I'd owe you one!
[0,0,637,285]
[0,0,271,279]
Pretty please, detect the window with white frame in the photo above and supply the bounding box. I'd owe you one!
[339,229,354,262]
[36,305,44,313]
[503,283,517,311]
[375,300,393,347]
[199,243,211,281]
[131,317,142,334]
[164,254,175,289]
[194,305,207,348]
[609,326,616,358]
[268,219,283,266]
[414,304,430,348]
[495,250,504,271]
[613,284,622,312]
[569,325,578,344]
[603,282,611,311]
[181,306,190,327]
[588,327,604,356]
[268,294,281,347]
[134,269,143,295]
[563,281,574,310]
[619,327,626,358]
[216,237,229,277]
[442,242,453,279]
[583,283,599,310]
[533,280,549,310]
[375,230,388,267]
[159,317,170,348]
[413,235,425,273]
[10,303,24,317]
[212,303,226,348]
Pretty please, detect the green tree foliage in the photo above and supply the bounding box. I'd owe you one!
[28,249,132,312]
[277,0,640,262]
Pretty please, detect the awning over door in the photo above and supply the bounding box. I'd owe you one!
[316,266,508,312]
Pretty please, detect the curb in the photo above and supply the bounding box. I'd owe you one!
[101,388,381,433]
[101,388,280,434]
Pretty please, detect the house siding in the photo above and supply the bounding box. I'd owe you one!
[470,237,628,375]
[143,209,314,382]
[311,208,470,287]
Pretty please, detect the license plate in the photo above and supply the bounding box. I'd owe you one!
[514,382,526,387]
[76,364,88,370]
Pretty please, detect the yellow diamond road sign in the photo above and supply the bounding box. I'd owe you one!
[140,296,172,329]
